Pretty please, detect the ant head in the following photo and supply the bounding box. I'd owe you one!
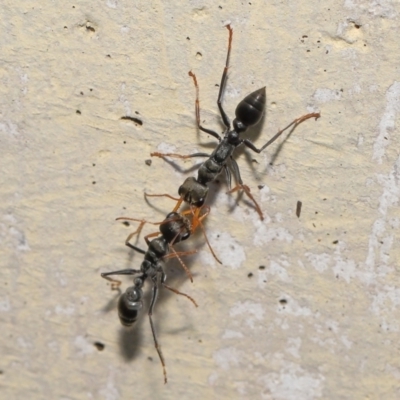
[179,177,208,207]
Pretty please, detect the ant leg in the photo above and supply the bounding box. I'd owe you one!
[101,269,140,290]
[160,268,197,307]
[115,218,148,254]
[162,282,198,308]
[145,192,181,202]
[217,24,233,129]
[181,207,222,264]
[167,246,195,282]
[188,71,222,141]
[242,112,320,154]
[172,197,184,213]
[223,164,232,190]
[228,158,264,220]
[148,276,167,384]
[151,151,210,159]
[163,249,197,259]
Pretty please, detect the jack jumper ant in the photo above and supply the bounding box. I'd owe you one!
[149,24,320,220]
[101,207,213,384]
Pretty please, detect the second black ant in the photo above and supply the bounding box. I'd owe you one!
[101,207,214,384]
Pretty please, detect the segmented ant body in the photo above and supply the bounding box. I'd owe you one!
[150,25,320,220]
[101,210,210,384]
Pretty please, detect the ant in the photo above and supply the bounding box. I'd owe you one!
[149,24,320,220]
[101,208,212,384]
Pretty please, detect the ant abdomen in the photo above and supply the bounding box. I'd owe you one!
[234,87,266,129]
[118,285,143,327]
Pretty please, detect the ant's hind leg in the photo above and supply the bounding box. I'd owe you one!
[148,277,168,384]
[151,151,210,160]
[242,112,321,154]
[101,269,140,290]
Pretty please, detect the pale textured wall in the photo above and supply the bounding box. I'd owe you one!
[1,1,400,399]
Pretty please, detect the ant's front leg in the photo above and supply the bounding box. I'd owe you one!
[188,71,222,141]
[216,24,233,129]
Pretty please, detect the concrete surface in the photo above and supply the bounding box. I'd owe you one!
[1,1,400,399]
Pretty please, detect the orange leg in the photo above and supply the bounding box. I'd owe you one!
[162,282,198,307]
[180,206,222,264]
[228,184,264,220]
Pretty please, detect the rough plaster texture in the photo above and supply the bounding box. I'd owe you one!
[1,1,400,399]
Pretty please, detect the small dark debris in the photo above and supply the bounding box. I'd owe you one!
[354,23,361,29]
[86,25,95,32]
[148,357,153,362]
[258,185,264,190]
[94,342,105,351]
[279,299,287,305]
[258,265,265,270]
[76,110,81,114]
[122,221,130,227]
[106,54,111,58]
[247,272,253,278]
[218,5,222,9]
[186,36,190,40]
[123,141,126,144]
[135,111,140,115]
[306,50,310,52]
[315,211,318,214]
[332,240,338,244]
[296,201,302,218]
[92,163,96,167]
[302,35,308,38]
[80,91,84,95]
[90,88,93,92]
[121,116,143,126]
[64,26,68,29]
[92,181,96,185]
[145,159,152,166]
[196,52,202,57]
[198,339,202,343]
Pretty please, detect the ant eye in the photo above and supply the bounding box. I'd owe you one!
[182,232,190,241]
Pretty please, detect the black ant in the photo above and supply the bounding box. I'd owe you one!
[101,208,211,384]
[149,24,320,220]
